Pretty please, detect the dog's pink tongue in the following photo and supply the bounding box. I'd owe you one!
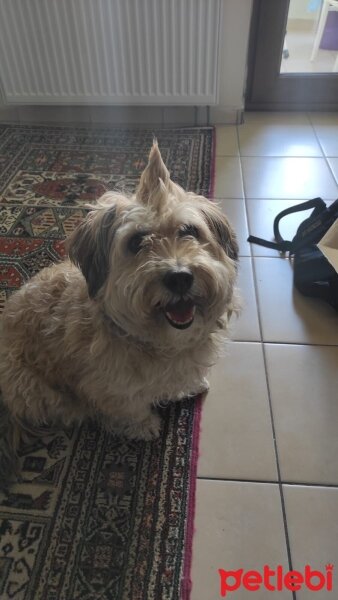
[167,301,195,323]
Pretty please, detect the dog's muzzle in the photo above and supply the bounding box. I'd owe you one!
[162,268,195,329]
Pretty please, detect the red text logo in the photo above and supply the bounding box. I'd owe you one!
[218,564,333,596]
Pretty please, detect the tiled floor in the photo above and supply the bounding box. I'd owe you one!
[191,113,338,599]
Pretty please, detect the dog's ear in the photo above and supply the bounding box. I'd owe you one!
[200,203,239,261]
[137,140,172,205]
[67,206,116,298]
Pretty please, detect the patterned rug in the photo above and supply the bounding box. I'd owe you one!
[0,124,214,600]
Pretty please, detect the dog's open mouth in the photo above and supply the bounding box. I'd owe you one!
[164,299,196,329]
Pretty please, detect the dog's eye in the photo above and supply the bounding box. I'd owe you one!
[128,232,145,254]
[178,225,199,239]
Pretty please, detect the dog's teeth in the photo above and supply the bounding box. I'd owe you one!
[165,311,193,325]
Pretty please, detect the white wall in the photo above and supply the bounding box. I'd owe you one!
[211,0,253,123]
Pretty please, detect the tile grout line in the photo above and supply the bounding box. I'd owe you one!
[214,196,338,201]
[197,476,338,488]
[239,154,325,159]
[307,112,338,189]
[235,123,297,600]
[230,339,337,347]
[254,284,298,600]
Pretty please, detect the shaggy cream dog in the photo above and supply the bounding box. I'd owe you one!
[0,142,238,448]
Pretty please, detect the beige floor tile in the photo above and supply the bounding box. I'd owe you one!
[213,156,244,199]
[229,257,261,342]
[215,125,239,156]
[243,112,311,125]
[254,257,338,345]
[246,199,333,257]
[327,157,338,185]
[265,344,338,485]
[309,112,338,126]
[198,342,277,480]
[241,157,338,200]
[191,480,291,600]
[309,112,338,157]
[238,119,322,157]
[283,485,338,598]
[218,198,250,257]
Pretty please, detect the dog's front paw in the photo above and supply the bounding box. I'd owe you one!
[175,377,210,401]
[195,377,210,395]
[123,412,162,442]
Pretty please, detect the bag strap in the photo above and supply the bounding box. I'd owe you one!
[273,197,326,244]
[246,235,289,251]
[247,197,327,252]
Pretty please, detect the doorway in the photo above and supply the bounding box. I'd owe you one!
[246,0,338,110]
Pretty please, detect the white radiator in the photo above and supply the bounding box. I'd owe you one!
[0,0,222,105]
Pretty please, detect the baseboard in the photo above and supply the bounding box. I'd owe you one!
[0,104,241,126]
[209,106,244,125]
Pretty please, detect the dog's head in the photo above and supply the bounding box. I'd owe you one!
[68,142,238,347]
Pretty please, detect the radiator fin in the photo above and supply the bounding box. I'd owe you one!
[0,0,221,105]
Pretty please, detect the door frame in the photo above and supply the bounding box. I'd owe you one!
[246,0,338,111]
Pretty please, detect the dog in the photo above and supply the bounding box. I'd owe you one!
[0,141,238,483]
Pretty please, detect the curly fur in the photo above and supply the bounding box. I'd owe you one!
[0,142,239,483]
[0,397,20,489]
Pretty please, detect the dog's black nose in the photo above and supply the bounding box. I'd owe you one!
[163,268,194,295]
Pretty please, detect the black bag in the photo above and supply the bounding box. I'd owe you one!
[247,198,338,311]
